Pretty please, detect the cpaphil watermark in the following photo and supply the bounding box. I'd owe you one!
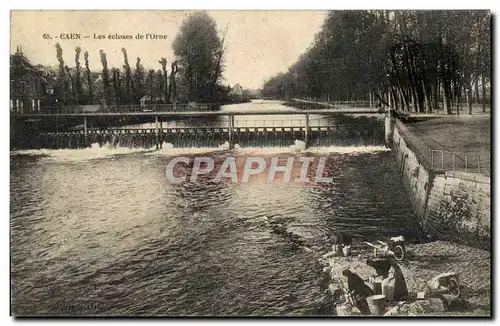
[165,156,333,184]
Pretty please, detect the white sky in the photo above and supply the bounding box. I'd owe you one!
[11,10,327,89]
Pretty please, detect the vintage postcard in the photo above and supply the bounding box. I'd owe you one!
[10,10,491,317]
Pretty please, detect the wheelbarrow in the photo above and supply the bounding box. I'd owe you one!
[364,239,406,261]
[426,272,461,298]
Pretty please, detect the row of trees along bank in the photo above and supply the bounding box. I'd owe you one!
[48,12,234,107]
[261,10,491,114]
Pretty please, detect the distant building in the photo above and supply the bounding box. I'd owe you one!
[230,84,244,97]
[140,95,166,106]
[10,46,53,113]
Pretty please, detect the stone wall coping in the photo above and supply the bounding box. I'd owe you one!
[444,171,491,184]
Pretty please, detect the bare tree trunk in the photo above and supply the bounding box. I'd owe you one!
[443,79,452,114]
[398,89,405,111]
[413,83,424,112]
[405,45,423,113]
[474,77,480,103]
[148,70,154,103]
[481,74,486,112]
[422,80,432,113]
[159,58,168,103]
[84,51,92,104]
[375,91,390,107]
[409,85,418,112]
[450,79,456,114]
[466,84,473,115]
[413,70,426,112]
[111,70,117,105]
[433,80,439,113]
[168,62,178,103]
[390,88,399,110]
[65,66,75,104]
[403,45,418,112]
[455,82,462,116]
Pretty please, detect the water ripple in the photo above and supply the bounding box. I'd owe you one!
[11,148,416,316]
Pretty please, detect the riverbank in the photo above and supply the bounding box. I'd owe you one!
[221,99,252,105]
[284,99,380,111]
[402,115,490,165]
[285,99,335,109]
[318,240,491,316]
[393,122,490,251]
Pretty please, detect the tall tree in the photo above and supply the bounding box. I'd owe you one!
[134,57,145,102]
[172,11,224,102]
[55,43,67,104]
[159,58,168,102]
[153,69,164,102]
[99,50,110,104]
[74,47,82,105]
[84,51,93,104]
[169,61,179,103]
[122,48,135,103]
[148,69,155,102]
[111,68,120,105]
[261,10,491,115]
[65,65,75,104]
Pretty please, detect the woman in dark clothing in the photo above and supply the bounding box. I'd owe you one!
[333,232,353,246]
[366,258,391,278]
[342,269,374,315]
[366,258,408,301]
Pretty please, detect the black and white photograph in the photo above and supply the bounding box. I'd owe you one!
[8,9,492,317]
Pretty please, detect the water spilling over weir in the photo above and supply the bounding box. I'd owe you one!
[31,124,385,150]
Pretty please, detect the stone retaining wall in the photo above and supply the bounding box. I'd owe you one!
[393,122,490,250]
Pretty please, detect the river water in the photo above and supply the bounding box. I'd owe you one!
[10,101,416,316]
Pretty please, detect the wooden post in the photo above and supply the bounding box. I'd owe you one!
[384,114,394,147]
[228,114,234,149]
[84,116,88,148]
[159,119,163,149]
[305,113,310,148]
[155,115,159,150]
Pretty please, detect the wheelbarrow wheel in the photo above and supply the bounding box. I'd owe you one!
[447,278,461,298]
[393,244,406,261]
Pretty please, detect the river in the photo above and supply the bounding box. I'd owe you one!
[10,100,417,316]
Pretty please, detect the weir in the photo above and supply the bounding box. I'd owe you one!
[11,108,390,150]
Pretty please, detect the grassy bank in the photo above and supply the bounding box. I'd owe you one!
[404,115,491,161]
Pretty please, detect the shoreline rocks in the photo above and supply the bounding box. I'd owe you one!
[318,240,490,316]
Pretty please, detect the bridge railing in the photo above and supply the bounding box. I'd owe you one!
[37,103,218,114]
[116,118,336,130]
[291,98,373,108]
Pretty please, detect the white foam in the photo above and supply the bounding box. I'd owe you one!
[11,142,155,161]
[11,141,390,161]
[305,146,390,154]
[232,141,387,156]
[233,146,294,155]
[292,140,306,152]
[145,142,230,156]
